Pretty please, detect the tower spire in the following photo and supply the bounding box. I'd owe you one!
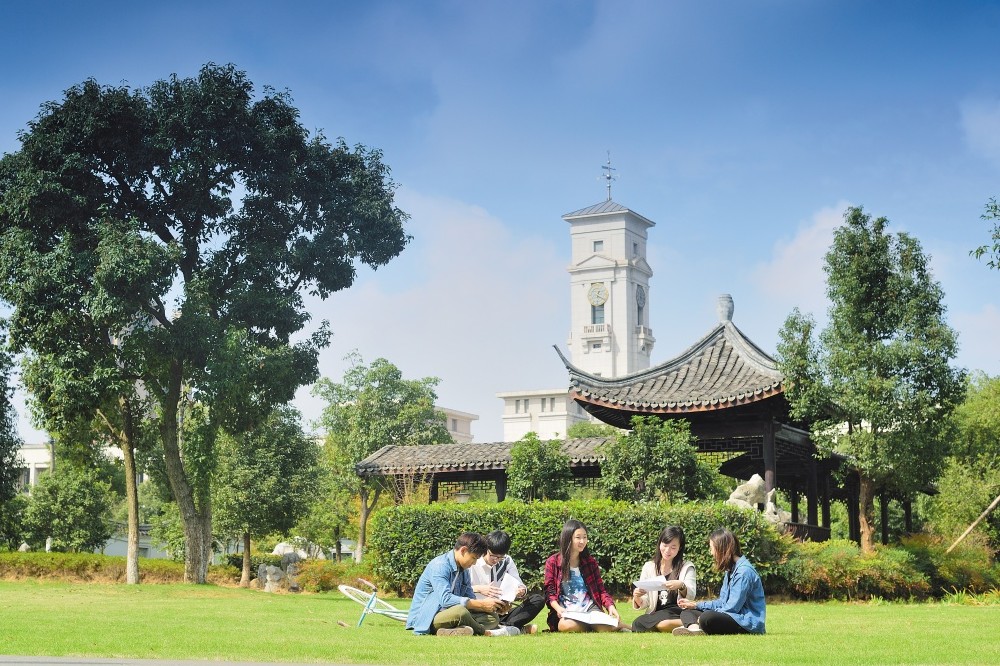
[601,151,617,201]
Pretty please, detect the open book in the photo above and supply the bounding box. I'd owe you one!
[561,610,620,627]
[633,576,668,592]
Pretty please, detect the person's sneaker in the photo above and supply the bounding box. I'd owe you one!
[672,625,704,636]
[524,623,538,635]
[485,626,521,637]
[437,626,474,637]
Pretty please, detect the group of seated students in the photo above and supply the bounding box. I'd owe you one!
[404,519,766,637]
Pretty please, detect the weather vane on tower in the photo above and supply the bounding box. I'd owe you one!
[601,151,617,201]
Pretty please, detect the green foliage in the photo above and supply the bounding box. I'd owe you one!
[951,372,1000,468]
[0,331,24,507]
[0,494,26,550]
[776,206,966,550]
[213,406,320,541]
[566,422,621,438]
[924,458,1000,552]
[314,352,450,558]
[0,551,237,583]
[23,466,114,552]
[0,63,409,580]
[223,552,282,575]
[780,540,931,600]
[600,417,718,502]
[973,197,1000,269]
[295,558,376,592]
[900,534,1000,594]
[148,500,186,562]
[366,500,790,595]
[292,453,357,553]
[506,432,572,501]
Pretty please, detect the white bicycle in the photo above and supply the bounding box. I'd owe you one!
[338,578,408,627]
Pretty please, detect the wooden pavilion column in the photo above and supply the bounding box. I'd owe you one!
[880,493,890,545]
[495,474,507,502]
[762,420,776,493]
[790,482,800,524]
[821,476,831,529]
[806,460,819,526]
[429,478,439,503]
[846,477,861,544]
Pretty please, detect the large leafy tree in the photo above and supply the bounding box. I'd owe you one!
[214,406,320,586]
[0,64,409,581]
[506,432,572,502]
[600,416,717,503]
[777,206,966,552]
[314,352,450,561]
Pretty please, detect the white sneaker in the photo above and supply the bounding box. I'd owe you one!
[485,625,521,637]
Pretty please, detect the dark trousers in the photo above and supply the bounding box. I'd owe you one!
[632,605,682,632]
[501,592,545,628]
[679,609,748,635]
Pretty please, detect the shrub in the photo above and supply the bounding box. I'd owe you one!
[367,499,790,595]
[224,552,283,577]
[900,533,1000,594]
[781,539,930,600]
[296,559,376,593]
[0,551,238,584]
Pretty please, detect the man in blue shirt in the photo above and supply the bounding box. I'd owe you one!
[406,532,509,636]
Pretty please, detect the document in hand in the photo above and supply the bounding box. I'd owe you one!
[498,573,520,602]
[561,610,619,627]
[633,577,668,592]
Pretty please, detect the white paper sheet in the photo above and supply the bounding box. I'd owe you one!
[632,576,668,592]
[498,573,520,602]
[561,610,619,627]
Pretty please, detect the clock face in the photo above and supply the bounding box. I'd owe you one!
[588,283,609,306]
[636,285,646,307]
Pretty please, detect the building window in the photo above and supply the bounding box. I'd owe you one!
[514,400,520,414]
[592,342,602,351]
[591,304,604,324]
[633,241,639,257]
[451,418,457,431]
[593,240,604,252]
[524,398,529,410]
[540,399,546,412]
[638,304,644,325]
[550,397,555,411]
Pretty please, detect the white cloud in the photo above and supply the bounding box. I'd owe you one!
[295,188,566,442]
[960,98,1000,166]
[750,203,845,319]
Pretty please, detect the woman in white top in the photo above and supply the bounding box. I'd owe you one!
[631,525,697,633]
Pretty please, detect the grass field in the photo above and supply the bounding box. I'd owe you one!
[1,581,999,665]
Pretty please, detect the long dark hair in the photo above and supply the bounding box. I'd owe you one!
[709,528,742,573]
[652,525,686,578]
[559,519,588,582]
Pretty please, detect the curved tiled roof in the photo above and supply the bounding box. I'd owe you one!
[559,321,785,414]
[355,438,611,477]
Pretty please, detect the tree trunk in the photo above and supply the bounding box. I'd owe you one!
[122,431,141,584]
[355,484,381,563]
[120,398,141,585]
[159,360,212,583]
[858,474,877,553]
[240,532,252,587]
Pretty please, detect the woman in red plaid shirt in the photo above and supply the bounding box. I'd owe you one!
[543,519,624,632]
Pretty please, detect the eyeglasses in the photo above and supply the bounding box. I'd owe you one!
[485,551,505,563]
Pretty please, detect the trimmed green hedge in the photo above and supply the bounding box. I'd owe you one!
[367,500,791,595]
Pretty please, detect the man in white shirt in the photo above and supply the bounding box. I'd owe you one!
[468,530,545,635]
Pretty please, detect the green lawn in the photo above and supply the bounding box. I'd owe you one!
[1,580,998,665]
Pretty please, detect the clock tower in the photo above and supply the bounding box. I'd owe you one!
[565,199,655,377]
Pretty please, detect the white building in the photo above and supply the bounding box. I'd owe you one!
[498,197,657,441]
[440,406,478,444]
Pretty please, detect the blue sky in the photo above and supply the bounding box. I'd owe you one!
[3,1,1000,442]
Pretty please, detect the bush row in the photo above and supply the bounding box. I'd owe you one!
[0,551,239,584]
[366,501,1000,601]
[366,500,791,595]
